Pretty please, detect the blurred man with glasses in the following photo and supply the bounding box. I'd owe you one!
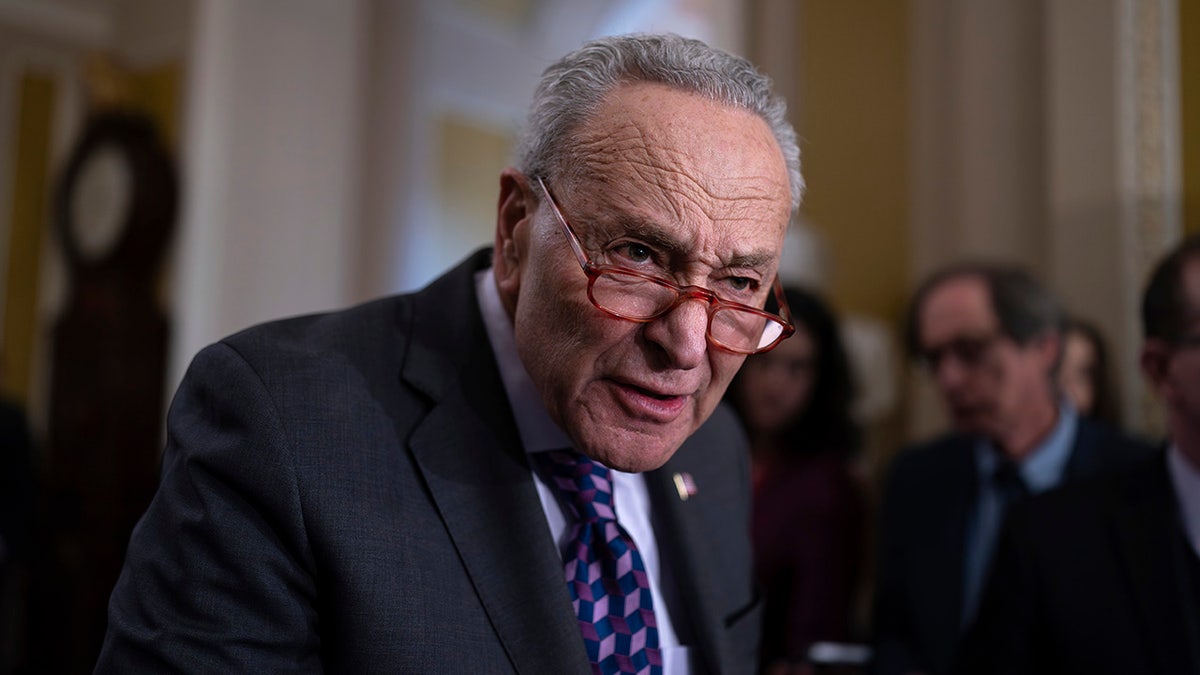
[958,235,1200,674]
[870,263,1151,675]
[98,34,801,674]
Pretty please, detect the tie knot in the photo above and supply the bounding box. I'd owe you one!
[537,450,616,523]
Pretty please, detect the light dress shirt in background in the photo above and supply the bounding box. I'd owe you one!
[477,269,691,674]
[1168,443,1200,558]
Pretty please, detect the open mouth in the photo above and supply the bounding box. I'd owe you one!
[611,379,689,421]
[636,385,677,401]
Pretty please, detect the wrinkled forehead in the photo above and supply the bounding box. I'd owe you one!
[556,83,792,259]
[572,85,786,186]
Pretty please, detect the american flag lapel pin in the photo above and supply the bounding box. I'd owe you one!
[673,472,698,501]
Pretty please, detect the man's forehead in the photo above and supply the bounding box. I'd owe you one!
[567,83,792,207]
[920,276,997,337]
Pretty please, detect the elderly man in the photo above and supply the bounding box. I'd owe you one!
[958,236,1200,674]
[96,34,801,674]
[871,263,1150,675]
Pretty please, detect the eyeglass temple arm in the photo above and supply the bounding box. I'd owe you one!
[772,278,794,328]
[540,175,793,333]
[535,176,590,269]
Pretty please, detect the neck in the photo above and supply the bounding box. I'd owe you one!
[994,400,1059,460]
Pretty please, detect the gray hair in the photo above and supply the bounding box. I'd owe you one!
[515,33,804,212]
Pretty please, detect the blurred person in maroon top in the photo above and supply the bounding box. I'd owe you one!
[728,286,865,675]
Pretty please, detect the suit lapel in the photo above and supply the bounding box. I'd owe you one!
[644,463,724,674]
[641,407,758,675]
[410,405,587,672]
[402,252,588,673]
[1112,455,1193,675]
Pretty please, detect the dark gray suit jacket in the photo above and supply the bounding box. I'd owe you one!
[957,450,1200,675]
[96,249,762,673]
[870,420,1153,675]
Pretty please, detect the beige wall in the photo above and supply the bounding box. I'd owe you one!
[1184,0,1200,235]
[795,1,910,324]
[752,0,1184,443]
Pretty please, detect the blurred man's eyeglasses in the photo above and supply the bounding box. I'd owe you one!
[535,176,794,355]
[918,333,1004,372]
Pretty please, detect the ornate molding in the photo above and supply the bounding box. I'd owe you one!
[1121,0,1182,434]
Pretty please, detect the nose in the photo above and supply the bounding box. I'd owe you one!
[933,354,968,393]
[642,298,710,369]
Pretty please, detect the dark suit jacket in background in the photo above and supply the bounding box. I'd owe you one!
[957,451,1200,675]
[870,419,1152,675]
[96,248,762,673]
[0,398,35,564]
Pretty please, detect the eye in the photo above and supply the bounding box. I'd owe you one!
[728,276,755,292]
[613,241,655,265]
[720,275,760,298]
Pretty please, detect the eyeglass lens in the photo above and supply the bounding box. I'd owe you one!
[590,269,784,352]
[920,334,998,371]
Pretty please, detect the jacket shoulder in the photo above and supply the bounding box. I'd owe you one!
[1068,417,1157,478]
[222,295,411,363]
[1013,450,1165,537]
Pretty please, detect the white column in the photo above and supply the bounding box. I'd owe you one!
[1046,0,1181,433]
[170,0,367,389]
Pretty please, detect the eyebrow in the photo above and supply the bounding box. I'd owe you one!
[606,214,779,272]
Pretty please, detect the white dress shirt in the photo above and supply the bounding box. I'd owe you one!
[476,269,691,673]
[1168,443,1200,558]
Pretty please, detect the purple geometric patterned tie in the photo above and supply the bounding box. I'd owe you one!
[537,450,663,675]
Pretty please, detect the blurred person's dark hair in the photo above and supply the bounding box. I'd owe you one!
[730,286,861,457]
[1141,234,1200,342]
[904,262,1065,359]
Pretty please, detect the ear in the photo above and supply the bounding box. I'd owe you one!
[1140,339,1172,398]
[493,168,536,308]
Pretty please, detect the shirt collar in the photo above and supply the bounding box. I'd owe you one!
[475,268,572,454]
[1167,443,1200,556]
[975,401,1079,493]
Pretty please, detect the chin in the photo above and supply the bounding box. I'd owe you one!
[584,436,683,473]
[601,451,675,474]
[951,414,986,435]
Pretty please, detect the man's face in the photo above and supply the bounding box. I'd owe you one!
[1058,330,1098,416]
[494,82,792,472]
[1143,258,1200,441]
[917,276,1057,439]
